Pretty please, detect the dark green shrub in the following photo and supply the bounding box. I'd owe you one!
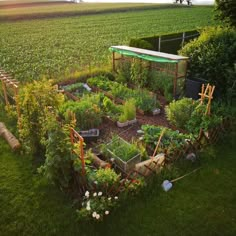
[215,0,236,27]
[165,98,195,129]
[186,103,223,134]
[179,26,236,99]
[148,70,173,102]
[129,38,154,50]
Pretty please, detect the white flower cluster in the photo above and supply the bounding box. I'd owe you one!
[92,210,109,220]
[82,190,119,221]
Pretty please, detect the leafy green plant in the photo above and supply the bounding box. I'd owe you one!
[38,123,77,188]
[116,60,131,84]
[102,96,122,121]
[118,99,136,122]
[148,70,173,102]
[106,136,140,162]
[186,103,223,135]
[18,79,64,156]
[92,168,121,191]
[130,60,149,88]
[165,98,195,130]
[87,76,113,91]
[77,190,119,221]
[59,95,102,130]
[141,125,193,155]
[179,26,236,99]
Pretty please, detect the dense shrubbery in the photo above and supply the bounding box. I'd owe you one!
[215,0,236,27]
[165,98,195,129]
[18,79,64,156]
[165,98,224,135]
[179,26,236,99]
[129,38,154,50]
[59,94,103,130]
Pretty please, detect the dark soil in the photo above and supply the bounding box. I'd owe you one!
[88,94,175,150]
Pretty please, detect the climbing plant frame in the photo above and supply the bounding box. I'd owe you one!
[0,69,20,122]
[109,46,189,98]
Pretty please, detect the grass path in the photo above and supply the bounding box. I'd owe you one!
[0,126,235,235]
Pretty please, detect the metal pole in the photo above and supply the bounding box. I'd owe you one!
[112,51,115,71]
[182,32,185,48]
[158,36,161,52]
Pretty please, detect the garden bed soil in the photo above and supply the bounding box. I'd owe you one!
[96,96,173,144]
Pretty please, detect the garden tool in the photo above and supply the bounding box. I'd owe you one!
[162,167,202,192]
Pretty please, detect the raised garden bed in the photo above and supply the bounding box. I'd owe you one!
[79,129,100,142]
[105,136,141,173]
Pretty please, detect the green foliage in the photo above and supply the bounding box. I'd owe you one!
[106,136,140,162]
[59,95,102,130]
[165,98,195,129]
[186,103,223,134]
[118,99,136,122]
[87,76,112,91]
[38,123,77,188]
[141,125,193,155]
[215,0,236,27]
[130,60,149,88]
[92,168,121,191]
[0,6,215,82]
[18,79,64,155]
[179,26,236,98]
[148,70,173,102]
[77,191,119,221]
[116,60,131,84]
[88,75,158,112]
[102,96,122,121]
[129,38,154,50]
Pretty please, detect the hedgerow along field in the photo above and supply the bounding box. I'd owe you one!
[0,5,216,82]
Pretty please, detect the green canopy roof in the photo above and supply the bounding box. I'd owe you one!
[109,46,181,63]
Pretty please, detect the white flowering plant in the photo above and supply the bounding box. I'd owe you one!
[77,191,119,221]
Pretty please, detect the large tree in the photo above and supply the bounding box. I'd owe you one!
[215,0,236,27]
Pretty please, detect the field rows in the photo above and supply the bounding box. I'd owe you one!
[0,6,215,82]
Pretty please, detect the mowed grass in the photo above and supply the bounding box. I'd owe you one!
[0,6,215,82]
[0,122,236,235]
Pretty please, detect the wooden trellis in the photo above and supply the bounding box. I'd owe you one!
[198,83,215,115]
[70,128,86,177]
[0,69,20,121]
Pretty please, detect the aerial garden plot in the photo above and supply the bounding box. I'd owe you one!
[0,1,236,228]
[1,24,235,222]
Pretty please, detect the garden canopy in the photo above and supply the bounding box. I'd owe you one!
[109,45,189,98]
[109,46,188,64]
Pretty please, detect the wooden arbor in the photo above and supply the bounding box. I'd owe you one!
[109,46,189,98]
[0,69,20,121]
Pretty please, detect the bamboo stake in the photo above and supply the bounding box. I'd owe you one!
[151,129,166,158]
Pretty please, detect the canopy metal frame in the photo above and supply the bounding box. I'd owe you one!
[110,46,189,98]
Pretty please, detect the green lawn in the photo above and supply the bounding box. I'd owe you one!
[0,6,215,82]
[0,122,235,235]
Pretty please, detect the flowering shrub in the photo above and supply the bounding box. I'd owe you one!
[77,190,119,221]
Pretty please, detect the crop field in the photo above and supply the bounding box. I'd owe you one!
[0,5,215,82]
[0,2,163,19]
